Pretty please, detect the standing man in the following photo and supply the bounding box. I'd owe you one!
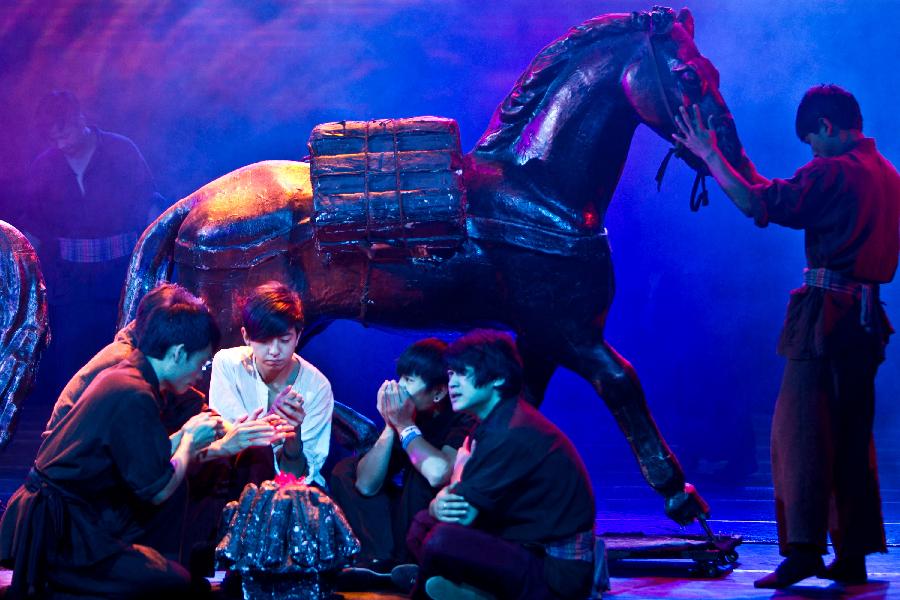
[673,84,899,588]
[0,284,222,598]
[26,90,165,397]
[407,330,596,600]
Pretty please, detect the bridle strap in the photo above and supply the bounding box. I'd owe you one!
[645,32,710,212]
[644,33,678,126]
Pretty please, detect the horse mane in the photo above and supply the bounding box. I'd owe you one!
[474,6,676,154]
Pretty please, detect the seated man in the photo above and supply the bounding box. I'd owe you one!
[209,281,334,486]
[0,284,222,599]
[407,330,596,600]
[330,338,476,577]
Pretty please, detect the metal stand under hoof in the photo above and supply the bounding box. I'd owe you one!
[599,529,742,580]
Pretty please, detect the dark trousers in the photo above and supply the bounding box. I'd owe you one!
[41,257,128,401]
[772,353,886,558]
[406,511,558,600]
[133,446,276,578]
[135,480,189,562]
[329,456,434,564]
[46,543,191,600]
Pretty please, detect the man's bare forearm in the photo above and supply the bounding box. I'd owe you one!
[405,438,453,488]
[355,426,395,495]
[153,433,193,505]
[672,104,770,218]
[703,149,761,217]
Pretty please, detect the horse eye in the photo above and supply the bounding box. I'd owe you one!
[678,68,701,88]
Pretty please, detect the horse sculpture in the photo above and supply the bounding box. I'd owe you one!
[0,220,50,451]
[121,7,758,524]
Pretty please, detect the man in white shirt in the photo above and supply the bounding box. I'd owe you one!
[209,281,334,487]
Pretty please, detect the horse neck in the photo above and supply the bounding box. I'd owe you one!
[472,100,639,221]
[471,48,642,220]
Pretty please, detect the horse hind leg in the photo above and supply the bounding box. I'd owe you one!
[516,336,558,408]
[563,339,709,525]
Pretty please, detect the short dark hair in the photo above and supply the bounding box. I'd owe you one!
[135,284,221,359]
[397,338,448,390]
[795,84,863,141]
[446,330,523,400]
[35,90,82,137]
[241,281,304,341]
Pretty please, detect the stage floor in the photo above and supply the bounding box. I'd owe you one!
[2,407,899,598]
[1,534,897,599]
[1,486,898,599]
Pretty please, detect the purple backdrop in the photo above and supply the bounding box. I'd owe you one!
[1,1,898,495]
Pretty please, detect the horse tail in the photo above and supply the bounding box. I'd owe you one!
[0,220,50,450]
[118,195,198,328]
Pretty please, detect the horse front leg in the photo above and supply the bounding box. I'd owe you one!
[562,338,709,525]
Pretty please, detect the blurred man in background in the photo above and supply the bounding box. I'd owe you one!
[25,90,165,400]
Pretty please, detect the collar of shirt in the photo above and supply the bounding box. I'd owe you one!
[471,396,517,441]
[124,348,165,412]
[249,354,302,407]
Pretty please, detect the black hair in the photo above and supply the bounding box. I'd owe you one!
[446,330,523,400]
[241,281,304,341]
[396,338,448,390]
[35,90,82,136]
[795,84,863,141]
[135,284,221,359]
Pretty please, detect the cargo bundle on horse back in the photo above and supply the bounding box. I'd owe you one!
[308,117,466,259]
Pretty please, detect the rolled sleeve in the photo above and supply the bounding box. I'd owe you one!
[295,380,334,486]
[108,394,175,502]
[208,349,251,422]
[747,183,772,227]
[747,159,840,230]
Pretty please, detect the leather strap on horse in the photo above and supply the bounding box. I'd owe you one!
[390,119,409,252]
[654,147,709,213]
[358,259,373,325]
[363,120,372,246]
[690,171,709,211]
[645,32,710,212]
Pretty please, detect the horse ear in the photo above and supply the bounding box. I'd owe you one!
[677,8,695,38]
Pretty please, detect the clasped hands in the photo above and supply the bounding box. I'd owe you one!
[376,379,417,432]
[221,386,306,454]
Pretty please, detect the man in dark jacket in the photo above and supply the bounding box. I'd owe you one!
[407,330,596,599]
[0,284,222,599]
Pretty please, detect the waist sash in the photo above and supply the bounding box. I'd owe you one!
[58,231,138,263]
[8,468,87,596]
[543,529,595,562]
[803,267,878,330]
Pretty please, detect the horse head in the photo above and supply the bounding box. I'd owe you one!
[622,6,751,179]
[472,6,753,218]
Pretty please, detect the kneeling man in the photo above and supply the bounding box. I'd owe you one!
[408,330,596,599]
[0,284,222,599]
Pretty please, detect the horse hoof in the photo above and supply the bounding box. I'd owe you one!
[664,482,710,525]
